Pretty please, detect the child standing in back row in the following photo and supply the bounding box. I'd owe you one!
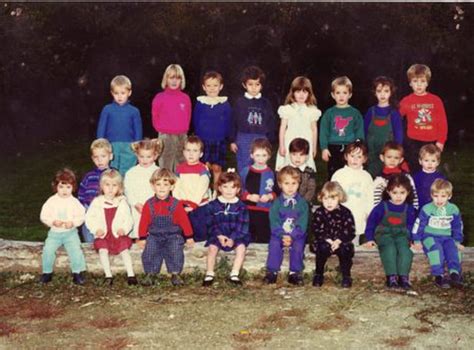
[152,64,192,172]
[193,71,232,190]
[364,76,403,177]
[97,75,143,176]
[230,66,276,172]
[320,76,364,179]
[276,76,321,172]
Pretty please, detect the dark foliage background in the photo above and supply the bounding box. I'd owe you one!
[1,2,472,153]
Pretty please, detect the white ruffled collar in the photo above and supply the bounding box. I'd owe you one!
[217,195,239,204]
[197,95,228,106]
[244,92,262,99]
[98,195,126,208]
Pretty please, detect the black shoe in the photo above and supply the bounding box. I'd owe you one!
[72,273,85,285]
[341,276,352,288]
[449,273,463,288]
[288,273,304,286]
[141,274,156,287]
[263,272,278,284]
[229,275,243,286]
[434,275,450,289]
[202,275,215,287]
[127,276,138,286]
[398,275,412,290]
[104,277,114,286]
[386,275,399,289]
[40,273,53,284]
[312,274,324,287]
[171,274,183,286]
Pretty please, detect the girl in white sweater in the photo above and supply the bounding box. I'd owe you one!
[124,138,163,239]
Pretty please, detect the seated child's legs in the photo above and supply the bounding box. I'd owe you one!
[393,235,413,276]
[442,238,462,275]
[189,205,208,242]
[42,230,66,273]
[206,244,220,273]
[266,237,284,272]
[314,240,333,275]
[232,244,247,273]
[62,229,86,273]
[376,234,398,276]
[141,235,165,274]
[81,224,95,243]
[334,242,355,277]
[163,233,185,274]
[421,236,446,276]
[289,237,306,273]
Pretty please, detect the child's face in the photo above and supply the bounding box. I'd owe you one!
[419,154,440,173]
[289,151,308,167]
[243,79,262,97]
[57,182,73,199]
[183,142,203,165]
[250,148,270,167]
[345,148,366,170]
[218,181,240,201]
[111,86,131,105]
[152,179,173,200]
[388,185,409,205]
[138,149,158,168]
[279,175,299,197]
[375,84,391,106]
[92,148,113,170]
[322,194,339,212]
[331,85,352,107]
[380,149,403,169]
[409,76,428,96]
[102,178,120,200]
[294,89,309,104]
[432,190,451,208]
[166,74,182,90]
[202,78,223,98]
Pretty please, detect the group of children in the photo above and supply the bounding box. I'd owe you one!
[39,62,464,290]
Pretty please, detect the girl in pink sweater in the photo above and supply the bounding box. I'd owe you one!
[151,64,192,172]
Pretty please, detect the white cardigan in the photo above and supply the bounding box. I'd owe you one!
[85,195,133,238]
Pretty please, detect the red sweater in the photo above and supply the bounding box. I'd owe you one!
[399,93,448,144]
[138,196,193,239]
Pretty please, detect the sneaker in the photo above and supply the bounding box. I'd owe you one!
[202,275,215,287]
[127,276,138,286]
[40,273,53,284]
[229,275,243,286]
[141,274,156,287]
[171,274,183,286]
[288,273,304,286]
[72,273,85,285]
[434,275,450,289]
[398,275,412,290]
[386,275,399,289]
[104,277,114,286]
[263,272,278,284]
[312,274,324,287]
[341,276,352,288]
[449,273,463,288]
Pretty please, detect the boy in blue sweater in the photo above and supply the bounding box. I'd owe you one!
[97,75,143,176]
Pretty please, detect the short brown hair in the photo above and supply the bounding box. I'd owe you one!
[344,141,368,158]
[216,170,242,194]
[419,144,441,161]
[131,138,163,156]
[241,66,265,85]
[277,165,301,184]
[382,174,414,203]
[289,138,310,155]
[372,76,397,106]
[381,141,404,156]
[317,181,347,203]
[250,138,272,156]
[331,76,353,94]
[431,178,453,197]
[202,70,223,85]
[52,168,77,192]
[185,135,204,152]
[150,168,177,186]
[407,64,432,82]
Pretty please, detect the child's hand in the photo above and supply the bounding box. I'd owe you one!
[184,206,194,213]
[64,221,74,229]
[456,243,465,251]
[134,203,144,214]
[313,148,317,158]
[247,194,260,203]
[435,142,444,152]
[325,238,334,245]
[363,241,376,248]
[52,220,64,228]
[185,238,195,248]
[322,149,331,162]
[259,194,272,203]
[411,242,423,252]
[218,235,227,246]
[117,228,125,236]
[226,238,234,248]
[279,145,286,157]
[137,239,146,249]
[282,235,292,247]
[230,143,238,153]
[331,239,341,252]
[95,229,106,239]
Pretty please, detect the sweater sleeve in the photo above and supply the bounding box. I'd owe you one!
[290,200,309,239]
[132,108,143,141]
[399,96,408,118]
[319,111,330,150]
[269,201,285,239]
[71,199,86,228]
[312,208,326,241]
[96,106,109,139]
[231,204,250,242]
[406,174,419,210]
[390,109,404,144]
[207,203,222,239]
[224,102,233,139]
[78,175,89,207]
[85,198,103,236]
[341,207,356,243]
[151,94,161,133]
[363,108,372,138]
[365,203,385,242]
[435,96,448,145]
[39,197,55,228]
[138,201,152,239]
[265,99,276,143]
[406,205,417,239]
[354,110,365,141]
[451,205,464,243]
[115,199,133,236]
[411,206,429,243]
[173,200,193,238]
[373,177,386,207]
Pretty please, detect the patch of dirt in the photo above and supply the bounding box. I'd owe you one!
[383,335,415,347]
[312,313,353,331]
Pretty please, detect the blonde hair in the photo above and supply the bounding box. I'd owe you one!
[131,138,163,156]
[317,181,347,203]
[419,143,441,161]
[431,179,453,197]
[284,76,317,106]
[110,75,132,91]
[277,165,301,184]
[407,64,432,82]
[161,64,186,90]
[331,76,353,94]
[99,169,124,196]
[90,138,112,155]
[150,168,177,186]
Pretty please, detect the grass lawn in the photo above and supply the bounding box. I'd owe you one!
[0,139,472,245]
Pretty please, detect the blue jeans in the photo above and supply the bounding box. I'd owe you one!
[42,228,86,273]
[111,142,137,176]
